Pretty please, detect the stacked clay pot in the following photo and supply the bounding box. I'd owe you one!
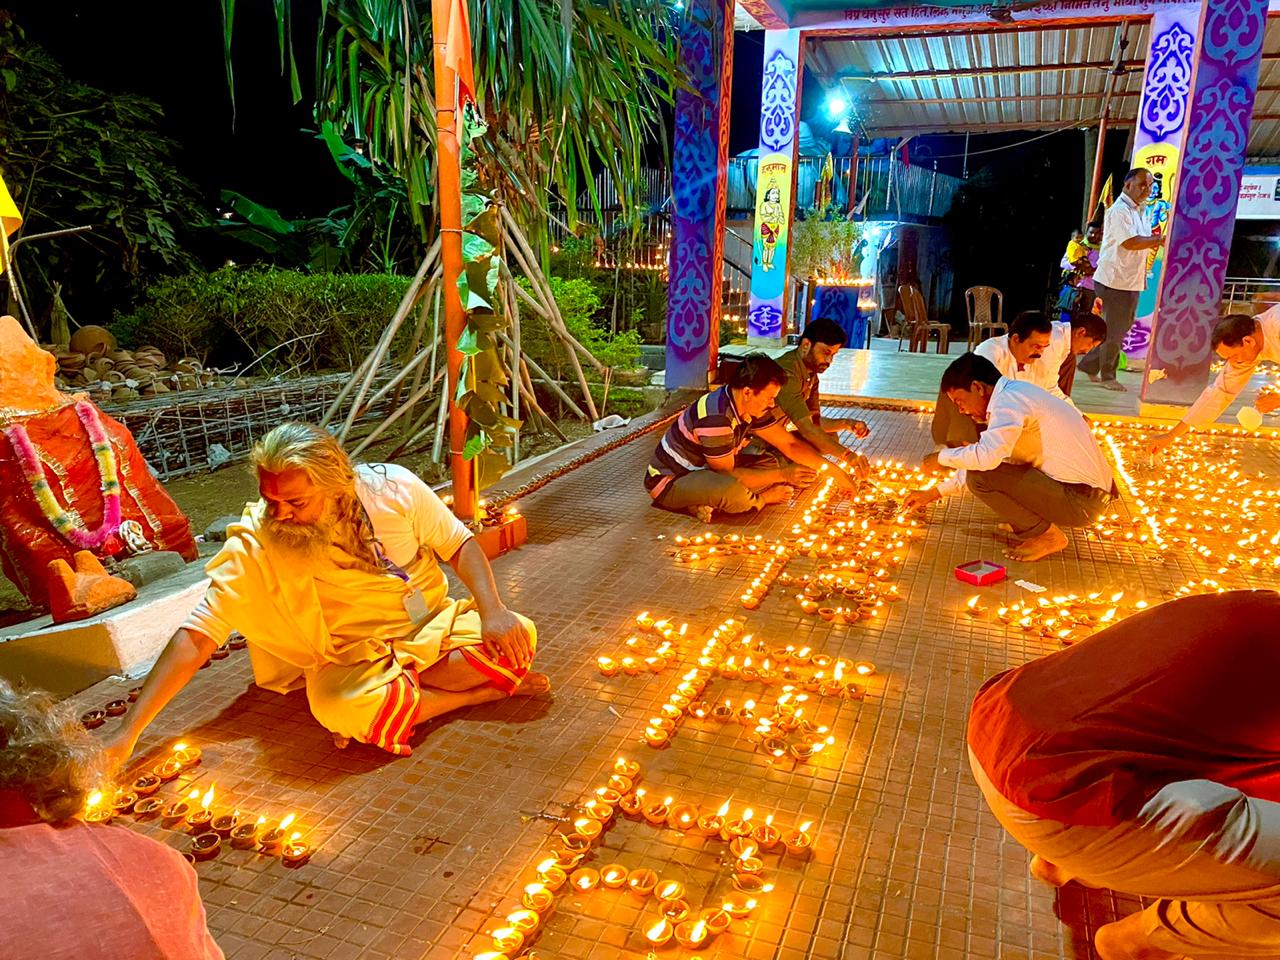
[45,326,228,401]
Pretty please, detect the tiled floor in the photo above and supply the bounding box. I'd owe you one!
[76,405,1280,960]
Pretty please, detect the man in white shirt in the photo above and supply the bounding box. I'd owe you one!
[1079,168,1166,391]
[933,312,1106,445]
[1150,309,1280,454]
[906,353,1116,562]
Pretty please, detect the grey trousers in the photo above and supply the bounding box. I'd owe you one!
[971,749,1280,958]
[652,453,782,516]
[966,461,1110,538]
[931,389,981,447]
[1078,280,1141,381]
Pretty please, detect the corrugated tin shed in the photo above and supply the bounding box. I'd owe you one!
[801,19,1280,155]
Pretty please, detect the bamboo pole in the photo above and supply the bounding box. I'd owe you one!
[363,344,433,411]
[503,269,522,464]
[431,373,450,464]
[349,370,446,457]
[431,0,475,520]
[500,332,589,421]
[395,273,440,418]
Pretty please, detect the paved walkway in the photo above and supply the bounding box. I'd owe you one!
[75,403,1279,960]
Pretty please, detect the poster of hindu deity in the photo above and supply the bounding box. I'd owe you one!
[1121,144,1178,365]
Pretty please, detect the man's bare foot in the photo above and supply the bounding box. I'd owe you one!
[1101,380,1127,392]
[331,732,351,749]
[996,522,1028,542]
[692,505,714,524]
[1006,524,1069,562]
[1095,912,1189,960]
[761,485,794,505]
[1029,855,1072,887]
[1088,372,1101,383]
[511,671,552,697]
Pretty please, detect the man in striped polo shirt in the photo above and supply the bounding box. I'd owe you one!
[645,355,862,522]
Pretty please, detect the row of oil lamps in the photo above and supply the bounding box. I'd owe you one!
[1091,422,1279,575]
[82,742,311,865]
[473,758,816,957]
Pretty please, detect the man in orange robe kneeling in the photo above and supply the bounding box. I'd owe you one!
[106,422,546,763]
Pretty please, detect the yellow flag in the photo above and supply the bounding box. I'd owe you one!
[0,171,22,275]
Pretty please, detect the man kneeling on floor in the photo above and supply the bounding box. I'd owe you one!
[104,422,545,766]
[645,354,864,522]
[969,590,1280,960]
[904,352,1115,562]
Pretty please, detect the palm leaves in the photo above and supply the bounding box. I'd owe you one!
[227,0,679,248]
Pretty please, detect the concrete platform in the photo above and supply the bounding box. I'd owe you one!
[0,560,208,695]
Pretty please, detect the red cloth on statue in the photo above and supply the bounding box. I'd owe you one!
[967,591,1280,827]
[0,400,196,606]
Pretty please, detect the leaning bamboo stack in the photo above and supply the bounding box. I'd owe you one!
[323,212,610,467]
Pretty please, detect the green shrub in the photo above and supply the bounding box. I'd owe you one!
[110,267,412,371]
[521,275,643,376]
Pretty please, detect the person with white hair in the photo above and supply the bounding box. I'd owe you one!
[105,423,545,764]
[0,680,222,959]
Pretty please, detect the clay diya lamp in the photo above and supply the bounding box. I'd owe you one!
[812,654,833,670]
[504,909,541,935]
[258,813,297,852]
[674,919,710,950]
[642,725,670,748]
[620,657,642,676]
[580,799,614,823]
[80,709,106,730]
[553,848,585,870]
[522,882,554,913]
[172,743,202,768]
[802,675,822,694]
[772,646,794,663]
[635,611,655,632]
[111,789,138,816]
[559,833,592,856]
[569,867,600,892]
[734,851,764,877]
[487,926,524,956]
[660,898,691,923]
[230,816,266,849]
[658,703,683,722]
[184,786,216,833]
[721,892,759,919]
[736,701,757,725]
[702,908,732,936]
[82,791,113,825]
[667,694,691,710]
[597,657,620,677]
[188,832,221,860]
[688,701,710,719]
[642,796,672,826]
[668,802,698,831]
[131,773,162,797]
[783,820,814,856]
[792,647,813,666]
[566,817,602,842]
[733,873,770,894]
[645,656,667,673]
[648,716,676,735]
[854,661,876,678]
[709,701,734,722]
[753,816,781,851]
[227,634,248,650]
[762,737,789,762]
[160,791,198,824]
[534,859,567,891]
[820,678,844,697]
[152,757,183,782]
[209,647,229,661]
[127,686,143,702]
[619,789,646,818]
[696,801,730,837]
[627,867,659,897]
[718,659,740,680]
[720,809,755,841]
[654,879,685,902]
[600,863,629,889]
[132,796,164,818]
[644,917,675,948]
[104,699,128,717]
[595,786,622,806]
[798,598,820,615]
[607,774,634,794]
[211,811,241,838]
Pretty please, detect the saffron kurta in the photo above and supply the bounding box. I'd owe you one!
[183,463,535,755]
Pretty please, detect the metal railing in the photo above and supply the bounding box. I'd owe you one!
[726,156,961,220]
[1221,277,1280,315]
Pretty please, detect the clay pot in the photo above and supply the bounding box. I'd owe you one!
[68,325,117,356]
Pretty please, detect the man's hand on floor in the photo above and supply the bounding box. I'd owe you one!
[481,607,534,669]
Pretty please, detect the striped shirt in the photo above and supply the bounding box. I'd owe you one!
[645,387,780,498]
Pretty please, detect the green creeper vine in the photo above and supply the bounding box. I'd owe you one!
[455,103,521,500]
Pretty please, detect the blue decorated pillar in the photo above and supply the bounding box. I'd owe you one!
[747,29,803,346]
[1140,0,1269,415]
[665,0,735,390]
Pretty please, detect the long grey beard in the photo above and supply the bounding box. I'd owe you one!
[260,509,338,560]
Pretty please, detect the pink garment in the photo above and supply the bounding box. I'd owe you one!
[0,793,223,960]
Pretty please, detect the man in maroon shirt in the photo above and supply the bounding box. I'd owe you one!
[968,590,1280,959]
[1,680,223,960]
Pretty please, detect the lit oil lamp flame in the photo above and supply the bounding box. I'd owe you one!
[278,812,296,832]
[716,799,731,817]
[798,820,813,833]
[200,785,215,810]
[86,790,103,808]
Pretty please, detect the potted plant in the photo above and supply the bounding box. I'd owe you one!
[790,210,864,284]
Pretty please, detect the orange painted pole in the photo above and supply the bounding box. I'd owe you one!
[431,0,475,522]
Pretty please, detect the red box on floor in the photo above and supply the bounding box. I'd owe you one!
[954,559,1006,586]
[475,513,528,560]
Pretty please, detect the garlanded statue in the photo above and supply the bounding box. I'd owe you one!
[0,316,196,618]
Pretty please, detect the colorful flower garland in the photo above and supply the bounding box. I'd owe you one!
[5,401,122,550]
